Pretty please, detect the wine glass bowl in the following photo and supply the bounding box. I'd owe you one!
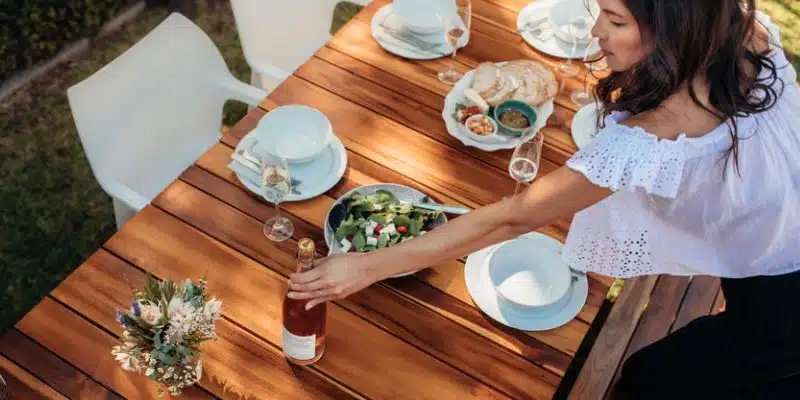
[258,151,295,242]
[508,128,544,197]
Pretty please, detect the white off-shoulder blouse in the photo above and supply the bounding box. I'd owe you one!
[563,12,799,279]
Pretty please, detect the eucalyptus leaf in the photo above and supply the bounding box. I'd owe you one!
[154,329,163,349]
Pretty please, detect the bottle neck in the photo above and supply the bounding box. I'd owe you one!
[297,254,314,273]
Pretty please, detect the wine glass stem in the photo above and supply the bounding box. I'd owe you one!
[513,181,523,196]
[274,202,283,228]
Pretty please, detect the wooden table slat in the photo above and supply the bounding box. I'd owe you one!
[194,140,600,357]
[104,207,508,400]
[155,179,562,398]
[567,276,659,400]
[670,276,722,333]
[0,329,123,399]
[15,297,213,399]
[52,250,363,400]
[0,353,68,400]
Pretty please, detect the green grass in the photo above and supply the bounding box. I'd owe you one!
[0,1,797,334]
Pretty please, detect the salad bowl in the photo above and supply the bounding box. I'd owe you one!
[324,183,448,278]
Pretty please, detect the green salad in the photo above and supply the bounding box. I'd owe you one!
[333,190,443,253]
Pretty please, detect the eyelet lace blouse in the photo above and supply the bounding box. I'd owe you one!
[563,12,799,278]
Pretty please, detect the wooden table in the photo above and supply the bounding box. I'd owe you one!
[0,1,617,398]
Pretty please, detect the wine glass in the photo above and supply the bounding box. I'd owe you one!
[437,0,471,85]
[583,37,608,71]
[570,38,605,106]
[556,17,588,80]
[258,151,294,242]
[508,128,544,197]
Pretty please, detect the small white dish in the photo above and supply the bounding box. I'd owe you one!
[465,232,588,331]
[371,4,468,61]
[571,102,601,149]
[254,105,333,164]
[517,0,591,59]
[487,237,572,309]
[230,132,347,203]
[463,114,499,142]
[548,0,596,45]
[442,62,554,151]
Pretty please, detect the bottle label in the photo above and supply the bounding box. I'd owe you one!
[282,327,315,360]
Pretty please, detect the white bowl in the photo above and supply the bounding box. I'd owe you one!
[254,105,333,164]
[463,114,499,142]
[392,0,452,34]
[548,0,596,45]
[486,238,572,310]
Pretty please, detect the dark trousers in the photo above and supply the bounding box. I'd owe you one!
[611,269,800,399]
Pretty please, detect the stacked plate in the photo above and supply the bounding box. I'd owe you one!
[517,0,599,59]
[465,232,588,331]
[228,105,347,202]
[371,0,468,60]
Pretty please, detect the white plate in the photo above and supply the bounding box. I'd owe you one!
[324,183,448,278]
[465,232,588,331]
[571,102,601,149]
[517,0,590,59]
[371,4,468,60]
[231,131,347,202]
[442,62,554,151]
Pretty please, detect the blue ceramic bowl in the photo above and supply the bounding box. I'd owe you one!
[493,100,538,137]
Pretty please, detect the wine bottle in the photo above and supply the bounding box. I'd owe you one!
[282,239,327,365]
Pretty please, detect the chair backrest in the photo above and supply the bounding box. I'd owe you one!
[230,0,370,78]
[68,13,233,208]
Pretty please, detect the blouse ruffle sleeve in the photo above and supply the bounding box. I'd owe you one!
[566,115,687,198]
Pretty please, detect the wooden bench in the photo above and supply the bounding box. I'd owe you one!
[568,275,726,399]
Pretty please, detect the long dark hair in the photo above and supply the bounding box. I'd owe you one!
[593,0,785,171]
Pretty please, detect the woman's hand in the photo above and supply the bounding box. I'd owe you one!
[288,252,379,310]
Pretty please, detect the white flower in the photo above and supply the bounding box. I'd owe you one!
[168,297,196,321]
[203,298,222,319]
[146,367,155,377]
[139,304,163,325]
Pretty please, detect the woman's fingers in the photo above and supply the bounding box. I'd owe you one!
[290,267,324,284]
[287,277,328,292]
[306,296,337,310]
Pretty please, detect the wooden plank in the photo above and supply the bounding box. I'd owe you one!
[177,165,577,377]
[15,297,212,399]
[51,250,363,400]
[253,76,574,239]
[0,354,67,399]
[670,276,722,333]
[155,179,562,398]
[567,276,659,400]
[604,276,691,392]
[0,329,123,399]
[104,207,509,400]
[309,48,575,171]
[327,17,579,163]
[193,141,599,356]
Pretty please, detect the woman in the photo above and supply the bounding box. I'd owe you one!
[290,0,799,397]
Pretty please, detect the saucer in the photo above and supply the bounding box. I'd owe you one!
[229,131,347,202]
[571,102,601,149]
[465,232,588,331]
[517,0,590,59]
[371,4,468,61]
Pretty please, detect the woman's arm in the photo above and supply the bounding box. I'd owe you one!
[288,166,612,309]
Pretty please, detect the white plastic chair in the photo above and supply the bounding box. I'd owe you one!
[68,13,267,230]
[230,0,372,92]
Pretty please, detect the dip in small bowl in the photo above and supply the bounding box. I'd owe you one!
[493,100,538,137]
